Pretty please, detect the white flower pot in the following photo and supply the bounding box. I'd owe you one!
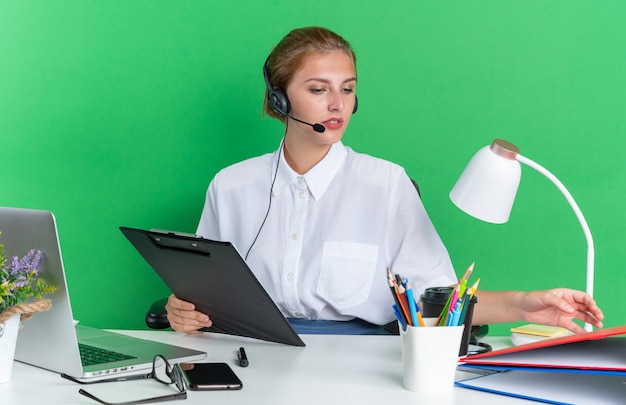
[0,313,21,384]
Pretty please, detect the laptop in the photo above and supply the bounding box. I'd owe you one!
[0,207,206,380]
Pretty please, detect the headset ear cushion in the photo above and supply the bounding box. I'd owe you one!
[352,95,358,114]
[269,88,290,116]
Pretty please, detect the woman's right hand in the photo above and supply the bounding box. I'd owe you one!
[165,293,213,333]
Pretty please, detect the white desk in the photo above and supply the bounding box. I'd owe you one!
[2,331,533,404]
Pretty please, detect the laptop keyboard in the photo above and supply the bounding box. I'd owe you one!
[79,343,138,367]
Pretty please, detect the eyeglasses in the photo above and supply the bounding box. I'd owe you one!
[62,355,187,405]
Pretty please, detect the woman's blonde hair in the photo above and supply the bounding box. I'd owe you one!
[263,26,356,120]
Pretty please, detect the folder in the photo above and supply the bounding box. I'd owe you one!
[456,370,626,405]
[460,324,626,372]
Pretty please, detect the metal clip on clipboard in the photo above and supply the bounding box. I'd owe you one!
[147,230,212,256]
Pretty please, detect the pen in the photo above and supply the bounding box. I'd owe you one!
[436,291,454,326]
[455,262,474,316]
[393,304,407,331]
[387,269,408,326]
[417,310,425,327]
[459,278,468,298]
[457,288,472,327]
[395,282,413,326]
[469,278,480,299]
[442,285,460,326]
[460,262,475,284]
[449,285,460,312]
[405,281,419,327]
[238,347,249,367]
[448,300,462,327]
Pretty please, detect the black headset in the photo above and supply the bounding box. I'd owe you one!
[247,57,358,260]
[263,56,358,117]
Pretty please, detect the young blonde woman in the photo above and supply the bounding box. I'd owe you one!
[166,26,603,335]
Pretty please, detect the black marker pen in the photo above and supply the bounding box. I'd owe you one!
[238,347,249,367]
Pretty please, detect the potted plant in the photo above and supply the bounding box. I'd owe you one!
[0,232,56,383]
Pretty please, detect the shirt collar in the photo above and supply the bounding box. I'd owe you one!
[272,141,347,201]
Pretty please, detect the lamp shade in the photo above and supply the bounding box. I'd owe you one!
[450,140,521,224]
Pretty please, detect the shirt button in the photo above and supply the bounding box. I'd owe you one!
[295,312,303,317]
[297,176,304,184]
[291,233,299,240]
[287,273,295,281]
[298,191,306,199]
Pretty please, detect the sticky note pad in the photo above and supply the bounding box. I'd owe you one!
[510,324,568,337]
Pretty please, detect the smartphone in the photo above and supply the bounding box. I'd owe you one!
[181,362,243,391]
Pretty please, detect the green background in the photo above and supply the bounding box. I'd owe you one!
[2,1,624,336]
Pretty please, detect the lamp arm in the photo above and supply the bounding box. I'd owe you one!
[516,154,594,312]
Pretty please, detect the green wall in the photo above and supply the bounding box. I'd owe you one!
[2,1,625,336]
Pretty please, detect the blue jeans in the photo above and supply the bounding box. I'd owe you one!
[288,318,392,335]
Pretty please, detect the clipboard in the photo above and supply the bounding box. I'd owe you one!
[461,325,626,372]
[120,227,305,347]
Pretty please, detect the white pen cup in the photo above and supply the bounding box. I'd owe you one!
[400,318,464,393]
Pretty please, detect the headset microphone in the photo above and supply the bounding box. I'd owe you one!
[286,114,326,133]
[263,56,356,136]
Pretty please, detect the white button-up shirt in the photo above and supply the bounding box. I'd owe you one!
[196,141,457,325]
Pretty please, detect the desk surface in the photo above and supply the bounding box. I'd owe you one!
[3,330,534,404]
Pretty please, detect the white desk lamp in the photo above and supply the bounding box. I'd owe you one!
[449,139,594,331]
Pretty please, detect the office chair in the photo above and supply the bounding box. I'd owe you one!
[144,179,423,331]
[145,297,171,329]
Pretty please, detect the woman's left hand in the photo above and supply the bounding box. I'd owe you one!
[518,288,604,333]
